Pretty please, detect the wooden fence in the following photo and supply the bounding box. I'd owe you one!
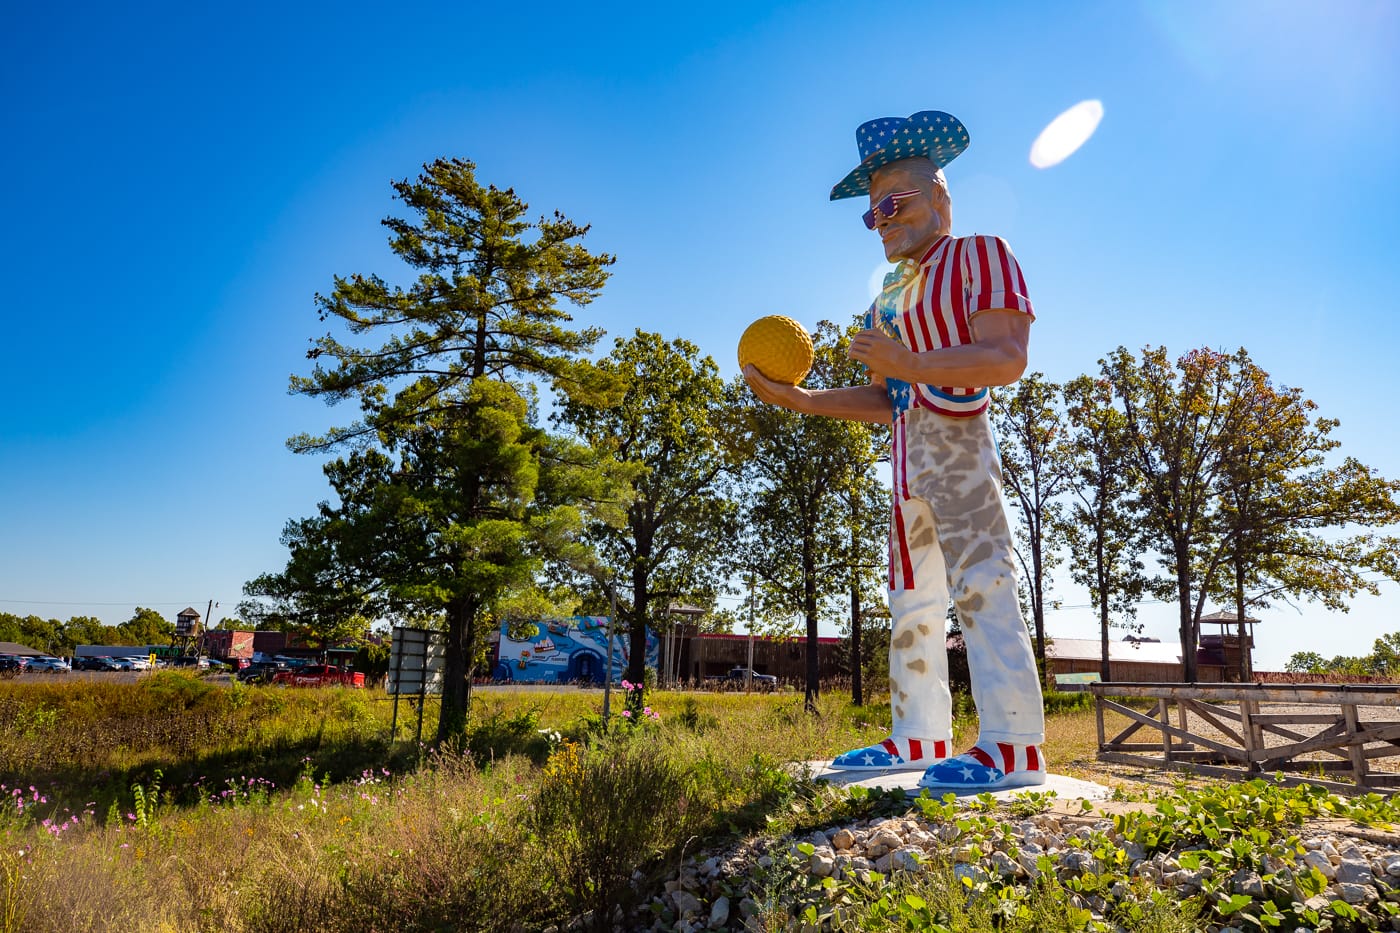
[1089,682,1400,794]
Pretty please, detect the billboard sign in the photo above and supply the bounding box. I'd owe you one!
[386,626,447,696]
[493,616,656,685]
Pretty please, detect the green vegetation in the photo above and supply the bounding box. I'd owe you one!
[1286,631,1400,678]
[4,679,1398,932]
[0,607,175,656]
[995,352,1400,684]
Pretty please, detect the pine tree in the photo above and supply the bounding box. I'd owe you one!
[276,158,619,739]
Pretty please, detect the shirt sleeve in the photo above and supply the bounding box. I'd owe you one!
[962,235,1034,320]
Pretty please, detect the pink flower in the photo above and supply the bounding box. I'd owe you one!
[620,710,631,718]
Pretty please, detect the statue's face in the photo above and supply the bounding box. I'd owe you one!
[869,163,946,263]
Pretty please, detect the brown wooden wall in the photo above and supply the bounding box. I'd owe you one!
[1049,658,1185,683]
[679,635,845,683]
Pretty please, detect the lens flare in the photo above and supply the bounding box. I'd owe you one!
[1029,100,1104,169]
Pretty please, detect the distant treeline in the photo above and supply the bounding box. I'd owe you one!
[0,607,176,655]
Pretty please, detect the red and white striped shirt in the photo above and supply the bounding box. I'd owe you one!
[865,234,1034,419]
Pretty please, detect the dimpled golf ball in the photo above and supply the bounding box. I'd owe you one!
[738,315,814,385]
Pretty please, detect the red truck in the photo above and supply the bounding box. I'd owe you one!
[271,664,366,688]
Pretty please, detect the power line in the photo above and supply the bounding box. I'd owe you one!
[0,599,210,608]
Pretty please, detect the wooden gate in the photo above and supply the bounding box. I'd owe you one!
[1090,682,1400,794]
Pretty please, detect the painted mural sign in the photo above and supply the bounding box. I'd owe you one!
[493,616,657,685]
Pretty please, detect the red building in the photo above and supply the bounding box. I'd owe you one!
[204,630,254,661]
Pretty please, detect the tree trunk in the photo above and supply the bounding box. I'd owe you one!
[804,534,819,714]
[1030,531,1046,665]
[1233,557,1252,681]
[626,571,648,688]
[437,596,476,742]
[850,578,863,707]
[1097,531,1111,682]
[1178,561,1197,682]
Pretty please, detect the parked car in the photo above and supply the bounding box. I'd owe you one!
[0,656,24,677]
[73,656,123,672]
[0,654,30,672]
[237,661,290,685]
[25,656,71,673]
[707,667,778,691]
[271,664,366,688]
[161,655,209,670]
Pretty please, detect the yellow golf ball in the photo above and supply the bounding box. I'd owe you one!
[738,315,814,385]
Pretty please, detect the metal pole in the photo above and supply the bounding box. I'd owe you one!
[389,628,405,739]
[603,581,616,729]
[415,631,427,749]
[663,618,672,689]
[746,572,755,692]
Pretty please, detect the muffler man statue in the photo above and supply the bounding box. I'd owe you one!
[743,110,1045,791]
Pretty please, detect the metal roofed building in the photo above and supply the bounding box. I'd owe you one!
[1046,636,1185,685]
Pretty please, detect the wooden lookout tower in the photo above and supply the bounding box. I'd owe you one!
[1197,609,1259,682]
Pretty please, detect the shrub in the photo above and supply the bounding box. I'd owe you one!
[1042,690,1093,715]
[528,736,698,931]
[464,705,553,765]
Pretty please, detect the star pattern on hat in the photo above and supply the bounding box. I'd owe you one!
[831,111,970,200]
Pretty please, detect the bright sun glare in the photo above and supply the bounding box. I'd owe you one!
[1029,100,1104,169]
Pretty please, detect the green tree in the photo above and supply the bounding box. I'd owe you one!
[734,321,885,712]
[1102,347,1263,681]
[821,324,889,708]
[991,372,1072,666]
[554,330,738,688]
[1208,373,1400,678]
[1061,375,1149,680]
[1104,345,1400,682]
[0,613,62,653]
[1367,632,1400,677]
[1283,651,1327,674]
[837,474,890,706]
[59,615,112,653]
[119,607,174,646]
[281,158,619,740]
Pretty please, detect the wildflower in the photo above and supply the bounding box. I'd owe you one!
[620,710,631,718]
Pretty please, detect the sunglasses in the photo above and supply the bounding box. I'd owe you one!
[862,190,923,229]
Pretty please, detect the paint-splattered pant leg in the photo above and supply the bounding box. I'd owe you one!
[888,408,1045,747]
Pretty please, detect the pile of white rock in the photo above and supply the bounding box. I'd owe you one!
[641,808,1400,932]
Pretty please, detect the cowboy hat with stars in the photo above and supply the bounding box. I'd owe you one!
[830,110,970,201]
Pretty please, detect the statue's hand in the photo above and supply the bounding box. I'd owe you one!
[743,364,810,411]
[848,328,911,379]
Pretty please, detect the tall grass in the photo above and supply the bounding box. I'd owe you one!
[0,674,1147,932]
[0,675,903,931]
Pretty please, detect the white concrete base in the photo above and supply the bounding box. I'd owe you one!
[801,762,1112,801]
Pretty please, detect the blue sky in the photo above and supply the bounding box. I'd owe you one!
[2,1,1397,669]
